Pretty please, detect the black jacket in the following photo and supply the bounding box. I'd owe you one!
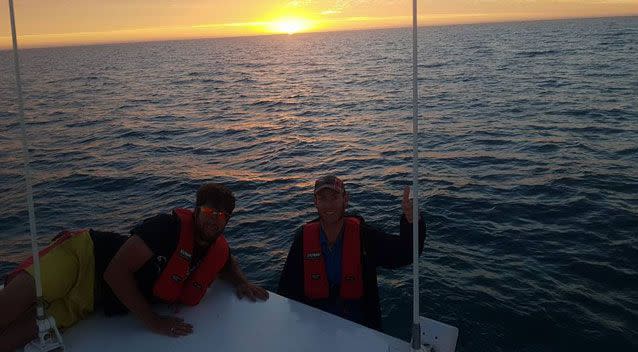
[277,213,426,330]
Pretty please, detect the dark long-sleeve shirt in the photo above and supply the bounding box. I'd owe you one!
[277,213,426,330]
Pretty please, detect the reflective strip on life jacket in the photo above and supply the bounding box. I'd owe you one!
[152,208,229,305]
[302,217,363,300]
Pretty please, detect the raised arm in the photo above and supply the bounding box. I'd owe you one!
[369,186,426,269]
[104,235,192,337]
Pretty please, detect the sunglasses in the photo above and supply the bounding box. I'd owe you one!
[199,206,230,222]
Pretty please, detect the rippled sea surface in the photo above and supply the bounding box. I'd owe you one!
[1,16,637,351]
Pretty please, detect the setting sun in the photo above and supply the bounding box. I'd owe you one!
[267,17,315,35]
[1,1,636,48]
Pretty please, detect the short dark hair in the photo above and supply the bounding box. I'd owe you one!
[196,183,235,215]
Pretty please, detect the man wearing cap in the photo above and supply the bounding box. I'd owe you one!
[277,175,426,330]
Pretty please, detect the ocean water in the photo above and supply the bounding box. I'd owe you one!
[1,16,637,351]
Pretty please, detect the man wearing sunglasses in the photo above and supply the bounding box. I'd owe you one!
[277,175,425,331]
[100,183,269,337]
[1,183,267,350]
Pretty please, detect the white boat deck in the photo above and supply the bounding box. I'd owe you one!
[54,281,410,352]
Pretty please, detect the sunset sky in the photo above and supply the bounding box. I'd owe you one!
[1,0,637,49]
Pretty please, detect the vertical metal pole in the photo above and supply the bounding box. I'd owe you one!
[9,0,45,320]
[410,0,421,350]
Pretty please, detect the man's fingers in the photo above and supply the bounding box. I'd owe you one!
[401,186,415,223]
[257,288,270,301]
[247,286,269,301]
[402,186,412,209]
[237,285,270,302]
[236,284,270,301]
[163,322,191,337]
[178,323,193,333]
[173,329,191,337]
[245,289,257,302]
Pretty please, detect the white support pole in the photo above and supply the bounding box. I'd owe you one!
[410,0,421,351]
[9,2,65,351]
[9,0,45,319]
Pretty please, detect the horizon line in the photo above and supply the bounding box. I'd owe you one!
[1,14,636,51]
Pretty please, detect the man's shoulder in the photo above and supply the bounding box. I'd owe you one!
[291,217,321,242]
[348,215,386,239]
[345,214,370,231]
[345,214,365,223]
[150,212,179,222]
[130,211,180,236]
[151,212,180,227]
[296,217,319,231]
[292,225,305,242]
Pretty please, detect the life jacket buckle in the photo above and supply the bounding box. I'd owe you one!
[178,249,192,261]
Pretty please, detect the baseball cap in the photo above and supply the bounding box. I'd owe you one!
[314,174,345,194]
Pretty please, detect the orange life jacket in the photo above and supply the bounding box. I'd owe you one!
[302,217,363,300]
[152,208,229,306]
